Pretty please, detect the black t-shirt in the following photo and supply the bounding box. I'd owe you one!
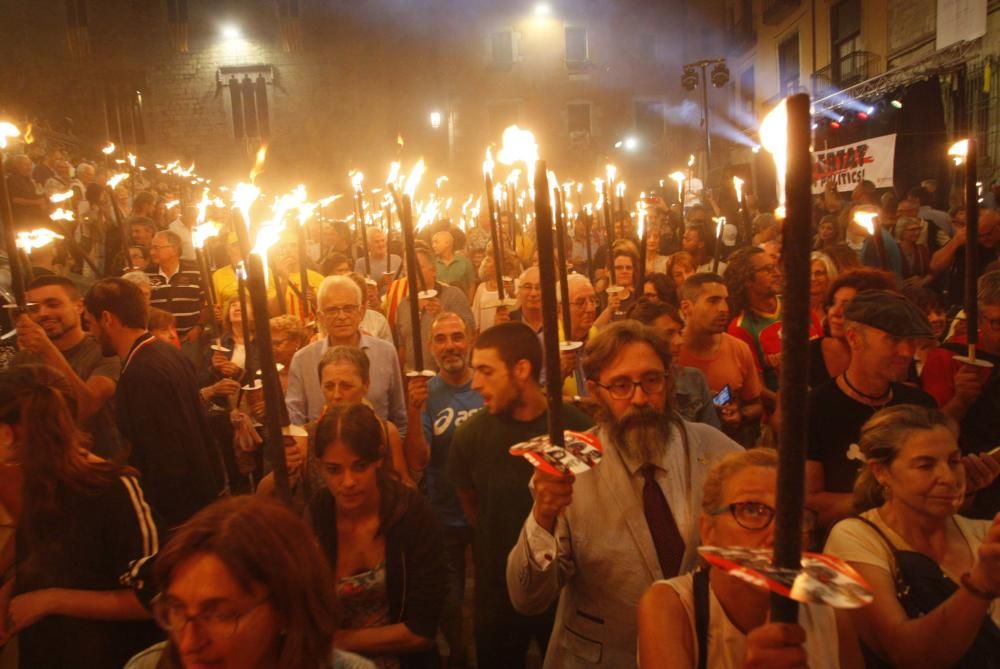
[808,337,832,388]
[15,476,163,669]
[807,379,936,493]
[116,333,224,527]
[446,404,592,615]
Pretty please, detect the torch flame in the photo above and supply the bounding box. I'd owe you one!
[107,173,129,189]
[49,190,74,204]
[668,171,685,184]
[497,125,539,183]
[350,170,364,192]
[506,169,521,188]
[637,196,646,240]
[605,164,617,185]
[249,145,268,184]
[319,194,342,207]
[127,152,137,168]
[233,182,261,223]
[16,229,63,252]
[714,216,725,238]
[687,154,695,168]
[948,139,969,166]
[192,221,221,250]
[615,182,625,198]
[733,176,745,203]
[853,209,878,235]
[387,161,402,190]
[759,99,788,206]
[0,122,21,150]
[436,176,449,190]
[23,124,33,144]
[774,205,786,220]
[164,199,180,210]
[196,188,211,225]
[50,208,75,222]
[404,159,426,198]
[483,148,495,177]
[102,142,116,155]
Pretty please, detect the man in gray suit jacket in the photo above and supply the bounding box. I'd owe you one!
[506,321,742,668]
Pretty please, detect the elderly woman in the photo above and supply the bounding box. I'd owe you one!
[270,314,308,393]
[309,403,445,669]
[825,405,1000,667]
[666,251,696,290]
[126,495,374,669]
[638,448,861,668]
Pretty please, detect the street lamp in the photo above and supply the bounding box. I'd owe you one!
[681,57,730,186]
[221,24,242,40]
[533,3,552,16]
[429,110,442,130]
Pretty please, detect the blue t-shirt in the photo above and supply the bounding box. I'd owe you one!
[422,375,483,527]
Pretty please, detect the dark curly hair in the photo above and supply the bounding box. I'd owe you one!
[721,246,766,316]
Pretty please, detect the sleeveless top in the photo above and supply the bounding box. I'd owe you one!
[338,562,400,669]
[661,572,840,669]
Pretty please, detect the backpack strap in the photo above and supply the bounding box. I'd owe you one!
[693,567,710,669]
[843,515,903,589]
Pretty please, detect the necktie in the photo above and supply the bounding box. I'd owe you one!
[643,464,685,578]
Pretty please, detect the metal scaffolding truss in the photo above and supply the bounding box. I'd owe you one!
[811,40,980,115]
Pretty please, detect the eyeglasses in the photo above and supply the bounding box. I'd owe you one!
[152,596,269,639]
[613,265,633,273]
[321,304,359,318]
[570,296,600,309]
[709,501,817,532]
[592,372,668,399]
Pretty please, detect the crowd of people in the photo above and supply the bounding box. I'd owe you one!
[2,144,1000,669]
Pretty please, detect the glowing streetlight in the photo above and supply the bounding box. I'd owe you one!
[429,110,442,129]
[221,24,241,40]
[533,3,551,16]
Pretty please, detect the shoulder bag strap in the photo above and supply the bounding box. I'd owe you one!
[693,567,710,669]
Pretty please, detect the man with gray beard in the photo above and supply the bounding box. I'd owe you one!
[506,321,742,668]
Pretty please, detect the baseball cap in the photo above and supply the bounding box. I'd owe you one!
[843,290,935,339]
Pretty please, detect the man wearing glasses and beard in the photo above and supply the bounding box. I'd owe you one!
[506,321,742,669]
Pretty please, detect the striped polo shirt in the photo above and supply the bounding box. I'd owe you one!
[146,260,204,336]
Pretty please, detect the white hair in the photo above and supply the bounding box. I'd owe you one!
[809,251,838,283]
[121,270,151,287]
[76,162,96,177]
[317,274,361,305]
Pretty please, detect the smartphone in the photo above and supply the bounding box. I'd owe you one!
[713,385,732,407]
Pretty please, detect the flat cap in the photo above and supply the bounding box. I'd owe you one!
[843,289,935,339]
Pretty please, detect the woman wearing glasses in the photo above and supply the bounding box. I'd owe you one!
[128,495,374,669]
[0,365,162,669]
[309,403,446,669]
[638,448,862,669]
[824,405,1000,667]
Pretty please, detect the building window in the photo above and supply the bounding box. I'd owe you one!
[567,102,592,136]
[491,30,514,65]
[740,67,755,116]
[166,0,189,52]
[104,74,146,147]
[276,0,302,52]
[777,33,800,95]
[65,0,90,58]
[487,100,520,139]
[565,26,589,63]
[831,0,862,85]
[219,66,273,141]
[634,99,665,140]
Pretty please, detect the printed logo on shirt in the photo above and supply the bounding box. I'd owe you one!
[433,407,474,436]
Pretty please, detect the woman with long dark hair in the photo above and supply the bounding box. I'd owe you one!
[310,403,445,669]
[0,364,161,668]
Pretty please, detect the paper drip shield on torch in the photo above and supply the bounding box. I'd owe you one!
[210,344,233,353]
[483,296,519,310]
[559,341,584,352]
[953,355,995,369]
[417,289,438,300]
[405,370,437,379]
[698,545,873,609]
[509,430,604,479]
